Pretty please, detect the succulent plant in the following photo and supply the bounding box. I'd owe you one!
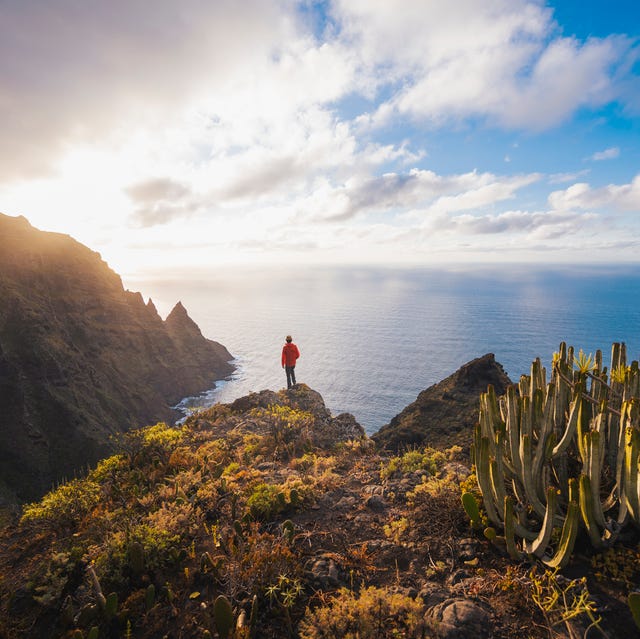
[213,594,234,639]
[473,342,640,566]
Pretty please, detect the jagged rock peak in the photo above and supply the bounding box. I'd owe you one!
[165,301,203,337]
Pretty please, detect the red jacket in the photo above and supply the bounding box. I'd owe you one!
[281,342,300,367]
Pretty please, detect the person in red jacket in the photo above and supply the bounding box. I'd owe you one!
[281,335,300,389]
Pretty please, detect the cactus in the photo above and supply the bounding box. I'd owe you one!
[249,594,258,634]
[281,519,295,542]
[629,592,640,630]
[86,564,107,610]
[461,492,482,529]
[145,584,156,612]
[213,594,234,639]
[474,342,640,564]
[128,541,145,576]
[105,592,118,620]
[233,519,245,543]
[483,526,496,541]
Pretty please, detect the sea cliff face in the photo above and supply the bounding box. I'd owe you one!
[0,213,233,503]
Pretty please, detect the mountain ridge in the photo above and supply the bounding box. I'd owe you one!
[0,212,234,503]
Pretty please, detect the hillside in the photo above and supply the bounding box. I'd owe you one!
[0,384,635,639]
[0,213,233,503]
[373,354,512,453]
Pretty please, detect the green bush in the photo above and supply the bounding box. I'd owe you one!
[21,478,101,530]
[246,483,286,520]
[380,447,447,480]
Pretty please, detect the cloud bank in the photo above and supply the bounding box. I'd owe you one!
[0,0,639,269]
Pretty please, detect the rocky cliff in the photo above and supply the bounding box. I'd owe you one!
[373,353,512,452]
[0,213,233,503]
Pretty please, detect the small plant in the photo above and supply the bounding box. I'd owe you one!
[529,567,604,636]
[298,586,430,639]
[591,545,640,588]
[380,447,447,480]
[265,574,304,636]
[246,483,287,520]
[383,517,409,545]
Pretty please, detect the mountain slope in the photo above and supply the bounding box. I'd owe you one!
[373,353,512,452]
[0,213,233,502]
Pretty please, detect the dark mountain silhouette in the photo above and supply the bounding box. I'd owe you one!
[0,213,233,503]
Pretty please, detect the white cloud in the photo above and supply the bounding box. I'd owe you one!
[1,0,639,269]
[0,0,294,181]
[548,175,640,212]
[445,209,596,239]
[590,147,620,161]
[548,170,591,184]
[333,0,636,131]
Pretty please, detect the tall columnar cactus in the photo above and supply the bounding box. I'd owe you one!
[474,342,640,566]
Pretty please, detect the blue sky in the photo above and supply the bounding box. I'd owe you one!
[1,0,639,275]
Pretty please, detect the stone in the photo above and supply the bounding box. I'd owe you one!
[308,555,344,588]
[364,495,386,511]
[429,598,492,639]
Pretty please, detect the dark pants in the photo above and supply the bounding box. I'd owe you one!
[285,365,296,389]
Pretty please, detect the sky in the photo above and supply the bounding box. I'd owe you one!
[1,0,640,277]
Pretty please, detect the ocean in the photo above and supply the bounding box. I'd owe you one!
[125,265,640,435]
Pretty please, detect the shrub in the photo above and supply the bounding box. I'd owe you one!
[88,454,127,483]
[21,478,101,530]
[380,447,447,480]
[93,523,182,590]
[246,483,286,520]
[298,586,430,639]
[250,404,315,459]
[406,477,466,539]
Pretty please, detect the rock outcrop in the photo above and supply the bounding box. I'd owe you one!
[373,353,512,453]
[222,384,366,448]
[0,213,233,502]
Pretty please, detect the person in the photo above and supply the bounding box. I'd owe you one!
[281,335,300,389]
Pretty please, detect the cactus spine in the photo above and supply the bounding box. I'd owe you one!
[474,342,640,564]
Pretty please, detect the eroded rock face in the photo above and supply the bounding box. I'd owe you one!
[373,353,512,453]
[0,213,233,502]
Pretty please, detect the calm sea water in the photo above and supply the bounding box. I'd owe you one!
[126,265,640,434]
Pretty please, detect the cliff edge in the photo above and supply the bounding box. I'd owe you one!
[0,213,233,502]
[373,353,512,452]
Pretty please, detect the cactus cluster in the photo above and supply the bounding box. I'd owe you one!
[472,342,640,566]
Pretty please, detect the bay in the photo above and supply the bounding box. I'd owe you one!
[126,264,640,434]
